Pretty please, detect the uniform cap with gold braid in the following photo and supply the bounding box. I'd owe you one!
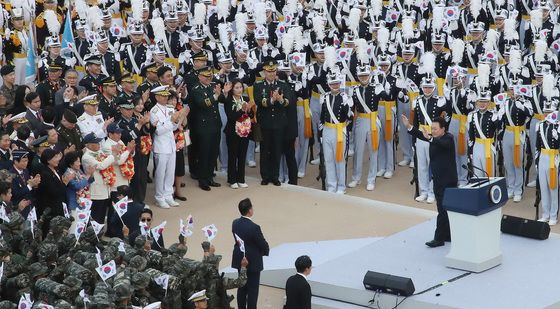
[47,60,63,71]
[9,112,28,124]
[196,66,213,77]
[31,136,50,148]
[99,76,117,86]
[188,290,209,302]
[121,70,135,83]
[78,94,99,105]
[192,50,209,61]
[151,85,171,96]
[262,59,278,72]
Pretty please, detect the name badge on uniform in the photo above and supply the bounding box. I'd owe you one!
[205,98,212,107]
[96,118,103,124]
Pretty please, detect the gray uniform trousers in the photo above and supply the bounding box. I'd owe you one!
[398,101,413,163]
[246,140,256,164]
[295,105,310,175]
[351,116,380,185]
[538,152,559,221]
[310,96,322,155]
[218,103,228,172]
[416,139,434,198]
[472,142,495,177]
[528,118,540,182]
[503,130,525,196]
[378,105,396,173]
[448,118,469,186]
[322,126,347,193]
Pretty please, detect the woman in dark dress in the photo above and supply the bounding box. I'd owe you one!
[224,79,254,188]
[36,149,72,234]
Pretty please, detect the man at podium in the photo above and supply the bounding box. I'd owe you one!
[402,115,458,247]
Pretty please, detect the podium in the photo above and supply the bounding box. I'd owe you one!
[442,177,508,273]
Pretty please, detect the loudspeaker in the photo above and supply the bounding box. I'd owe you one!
[363,271,415,296]
[501,215,550,240]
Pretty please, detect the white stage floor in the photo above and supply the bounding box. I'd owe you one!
[236,219,560,309]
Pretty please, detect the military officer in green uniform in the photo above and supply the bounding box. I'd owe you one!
[185,51,211,91]
[189,66,224,191]
[253,59,289,186]
[56,109,82,151]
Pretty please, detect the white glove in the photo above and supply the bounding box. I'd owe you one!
[515,100,525,110]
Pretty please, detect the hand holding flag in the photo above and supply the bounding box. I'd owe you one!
[96,260,117,281]
[202,224,218,242]
[235,233,246,256]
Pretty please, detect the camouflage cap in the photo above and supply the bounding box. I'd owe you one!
[28,262,50,278]
[168,243,188,257]
[114,278,133,300]
[131,272,150,290]
[0,301,16,309]
[13,273,30,288]
[63,275,83,291]
[129,255,147,270]
[5,212,24,230]
[92,282,113,306]
[49,216,71,233]
[53,300,73,309]
[38,243,58,263]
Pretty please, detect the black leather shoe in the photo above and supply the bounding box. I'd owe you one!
[425,240,445,248]
[261,180,269,185]
[209,181,221,187]
[272,180,281,186]
[199,184,211,191]
[174,195,187,201]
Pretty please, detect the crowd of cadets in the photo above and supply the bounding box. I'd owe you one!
[0,0,559,242]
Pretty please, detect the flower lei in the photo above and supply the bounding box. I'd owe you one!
[140,135,152,155]
[97,152,116,187]
[175,130,186,150]
[119,153,135,181]
[72,169,90,200]
[235,114,252,138]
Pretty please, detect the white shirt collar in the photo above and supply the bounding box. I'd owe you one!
[241,215,252,221]
[297,273,308,280]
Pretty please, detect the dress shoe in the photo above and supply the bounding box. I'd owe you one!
[166,199,180,207]
[549,219,558,226]
[376,169,386,177]
[366,183,375,191]
[513,195,522,202]
[238,183,249,188]
[156,200,170,209]
[348,180,359,188]
[415,195,427,202]
[409,161,415,168]
[310,158,320,165]
[230,183,239,189]
[199,184,211,191]
[425,240,445,248]
[261,180,269,185]
[209,181,221,187]
[174,195,187,201]
[398,160,410,167]
[272,180,281,186]
[335,190,346,194]
[426,196,435,204]
[527,180,537,188]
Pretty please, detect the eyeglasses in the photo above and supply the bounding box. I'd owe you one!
[140,218,151,222]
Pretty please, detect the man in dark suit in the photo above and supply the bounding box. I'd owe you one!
[284,255,312,309]
[232,198,270,309]
[24,92,44,135]
[402,115,458,248]
[0,132,13,170]
[10,150,40,209]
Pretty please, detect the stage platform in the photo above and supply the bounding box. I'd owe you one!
[225,218,560,309]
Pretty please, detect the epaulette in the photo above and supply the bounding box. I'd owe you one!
[78,115,86,121]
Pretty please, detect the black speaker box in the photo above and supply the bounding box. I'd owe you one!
[363,271,415,296]
[501,215,550,240]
